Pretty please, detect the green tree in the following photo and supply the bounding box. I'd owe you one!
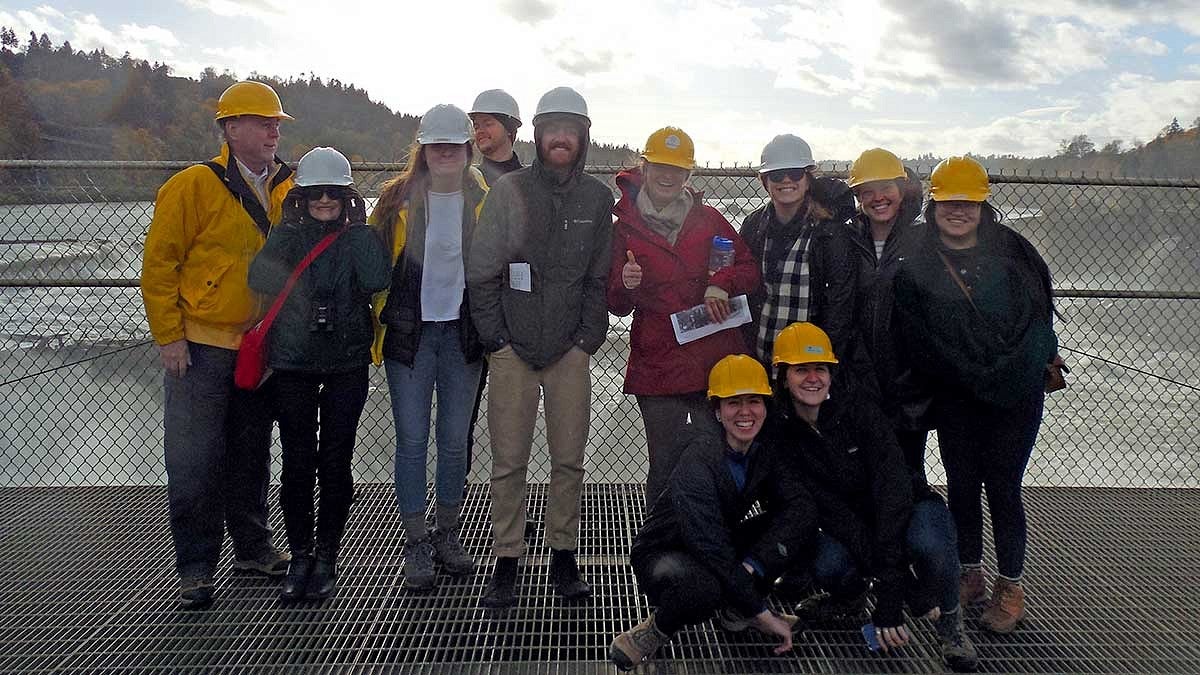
[1058,134,1095,158]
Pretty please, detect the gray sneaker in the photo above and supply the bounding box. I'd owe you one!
[178,575,214,610]
[233,548,290,576]
[431,527,476,576]
[403,537,436,591]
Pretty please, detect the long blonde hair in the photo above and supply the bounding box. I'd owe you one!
[371,140,472,253]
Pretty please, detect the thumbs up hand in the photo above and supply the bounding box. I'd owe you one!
[622,250,643,290]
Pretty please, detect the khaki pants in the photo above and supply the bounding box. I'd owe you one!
[487,345,590,557]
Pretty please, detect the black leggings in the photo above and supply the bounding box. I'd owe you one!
[937,391,1044,578]
[274,367,369,553]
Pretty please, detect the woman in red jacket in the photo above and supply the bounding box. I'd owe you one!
[608,126,760,507]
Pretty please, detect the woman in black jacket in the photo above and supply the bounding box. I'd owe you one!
[608,355,815,671]
[738,134,859,371]
[893,156,1059,635]
[845,148,931,474]
[247,147,390,601]
[772,322,977,672]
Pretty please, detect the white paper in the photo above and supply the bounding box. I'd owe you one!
[508,262,531,292]
[671,294,751,345]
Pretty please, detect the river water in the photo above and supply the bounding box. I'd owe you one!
[2,196,1198,488]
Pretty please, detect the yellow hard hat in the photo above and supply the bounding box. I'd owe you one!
[707,354,772,399]
[848,148,906,188]
[930,156,989,202]
[642,126,696,171]
[772,322,838,366]
[215,81,294,121]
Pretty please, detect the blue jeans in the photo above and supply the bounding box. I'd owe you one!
[385,321,483,516]
[163,342,275,578]
[811,498,960,612]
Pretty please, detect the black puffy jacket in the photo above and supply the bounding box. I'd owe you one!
[738,176,861,368]
[845,168,929,424]
[630,426,817,617]
[247,191,391,373]
[773,388,914,628]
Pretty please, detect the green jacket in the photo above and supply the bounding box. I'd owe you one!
[247,191,390,373]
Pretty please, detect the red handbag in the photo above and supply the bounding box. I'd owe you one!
[235,227,347,390]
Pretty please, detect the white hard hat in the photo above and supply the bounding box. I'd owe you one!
[416,104,473,145]
[294,146,353,187]
[470,89,521,126]
[532,86,590,128]
[759,134,817,174]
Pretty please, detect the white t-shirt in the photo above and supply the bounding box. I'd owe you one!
[421,190,466,321]
[874,239,886,261]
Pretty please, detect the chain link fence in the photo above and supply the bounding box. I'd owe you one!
[2,160,1198,489]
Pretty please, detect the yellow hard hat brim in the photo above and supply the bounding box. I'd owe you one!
[641,153,695,171]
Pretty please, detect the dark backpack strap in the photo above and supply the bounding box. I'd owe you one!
[198,160,273,237]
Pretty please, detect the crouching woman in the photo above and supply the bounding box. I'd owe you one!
[609,355,815,671]
[771,322,976,671]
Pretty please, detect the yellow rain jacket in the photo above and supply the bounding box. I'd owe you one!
[141,144,294,349]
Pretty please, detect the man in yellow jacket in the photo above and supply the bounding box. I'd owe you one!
[141,81,295,609]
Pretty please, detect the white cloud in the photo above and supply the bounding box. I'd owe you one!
[1017,105,1077,118]
[178,0,283,20]
[1128,36,1168,56]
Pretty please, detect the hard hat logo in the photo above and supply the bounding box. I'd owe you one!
[665,135,681,149]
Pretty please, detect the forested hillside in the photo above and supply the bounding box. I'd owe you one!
[0,29,636,165]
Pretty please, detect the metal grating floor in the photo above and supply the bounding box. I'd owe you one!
[1,484,1198,674]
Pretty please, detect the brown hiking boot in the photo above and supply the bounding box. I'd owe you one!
[959,566,987,606]
[980,577,1026,634]
[610,612,669,671]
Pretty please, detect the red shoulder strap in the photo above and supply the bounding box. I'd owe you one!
[257,227,347,333]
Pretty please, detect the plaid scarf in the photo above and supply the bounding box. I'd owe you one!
[755,221,813,361]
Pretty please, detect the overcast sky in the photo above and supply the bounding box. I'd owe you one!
[3,0,1200,163]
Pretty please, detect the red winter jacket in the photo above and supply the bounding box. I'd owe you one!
[607,168,760,395]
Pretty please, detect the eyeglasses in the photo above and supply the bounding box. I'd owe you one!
[301,186,349,201]
[764,168,808,183]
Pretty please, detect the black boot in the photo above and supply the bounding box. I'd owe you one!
[480,557,520,609]
[550,548,592,601]
[306,545,338,600]
[280,552,314,602]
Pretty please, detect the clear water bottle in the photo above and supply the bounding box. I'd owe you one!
[708,236,735,275]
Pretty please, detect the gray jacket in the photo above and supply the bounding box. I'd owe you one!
[467,133,614,370]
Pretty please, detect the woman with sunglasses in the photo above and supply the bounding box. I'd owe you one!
[738,135,859,373]
[770,322,977,671]
[369,104,488,592]
[247,146,390,601]
[892,156,1059,635]
[607,126,760,507]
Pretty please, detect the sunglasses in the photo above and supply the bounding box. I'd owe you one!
[765,168,809,183]
[301,186,349,201]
